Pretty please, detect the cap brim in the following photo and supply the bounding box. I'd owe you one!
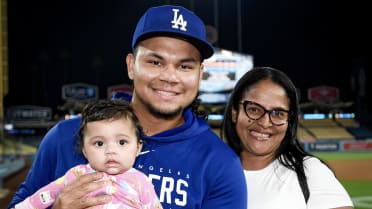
[135,32,214,60]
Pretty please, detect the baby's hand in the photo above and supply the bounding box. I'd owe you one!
[71,166,86,177]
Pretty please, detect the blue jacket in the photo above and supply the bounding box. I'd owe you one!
[8,108,247,209]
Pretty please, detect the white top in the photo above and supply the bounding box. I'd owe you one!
[244,157,353,209]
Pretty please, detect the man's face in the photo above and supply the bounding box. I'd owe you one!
[127,36,203,119]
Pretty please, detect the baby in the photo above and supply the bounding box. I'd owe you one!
[14,100,162,209]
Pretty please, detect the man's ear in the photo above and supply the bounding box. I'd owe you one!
[126,53,135,80]
[199,63,204,81]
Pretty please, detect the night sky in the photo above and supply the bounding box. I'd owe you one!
[5,0,371,116]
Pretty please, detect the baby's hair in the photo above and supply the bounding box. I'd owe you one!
[78,99,142,150]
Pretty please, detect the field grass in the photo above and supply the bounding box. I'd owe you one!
[314,152,372,209]
[313,152,372,160]
[341,180,372,209]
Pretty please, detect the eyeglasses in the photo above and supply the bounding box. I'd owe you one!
[239,100,291,126]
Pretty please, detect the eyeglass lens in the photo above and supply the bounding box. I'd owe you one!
[243,101,289,125]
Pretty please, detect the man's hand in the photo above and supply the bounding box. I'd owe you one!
[52,172,112,209]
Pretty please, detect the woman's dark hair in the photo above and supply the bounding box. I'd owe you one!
[78,99,143,150]
[221,66,312,202]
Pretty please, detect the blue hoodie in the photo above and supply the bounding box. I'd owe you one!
[8,108,247,209]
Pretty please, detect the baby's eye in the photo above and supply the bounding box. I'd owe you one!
[94,141,104,147]
[119,139,127,146]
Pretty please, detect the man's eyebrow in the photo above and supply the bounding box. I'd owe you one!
[180,57,200,63]
[145,52,200,64]
[145,52,164,60]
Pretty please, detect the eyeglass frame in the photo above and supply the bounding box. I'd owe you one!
[238,100,291,126]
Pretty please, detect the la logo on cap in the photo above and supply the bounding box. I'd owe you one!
[171,9,187,31]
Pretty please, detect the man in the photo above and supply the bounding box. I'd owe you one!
[8,5,247,209]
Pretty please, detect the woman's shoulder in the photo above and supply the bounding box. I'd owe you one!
[303,156,334,177]
[303,156,325,166]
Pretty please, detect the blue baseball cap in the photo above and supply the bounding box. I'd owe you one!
[132,5,214,60]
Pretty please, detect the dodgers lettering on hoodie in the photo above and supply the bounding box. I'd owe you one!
[134,108,247,209]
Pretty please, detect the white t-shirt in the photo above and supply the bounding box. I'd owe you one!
[244,157,353,209]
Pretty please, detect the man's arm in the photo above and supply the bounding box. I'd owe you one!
[7,123,62,209]
[7,118,80,208]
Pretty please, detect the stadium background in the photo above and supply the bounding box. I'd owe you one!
[1,0,372,208]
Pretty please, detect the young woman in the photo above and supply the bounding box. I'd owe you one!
[222,66,353,209]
